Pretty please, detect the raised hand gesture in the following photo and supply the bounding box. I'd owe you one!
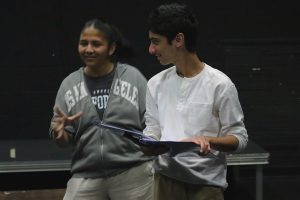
[51,105,83,140]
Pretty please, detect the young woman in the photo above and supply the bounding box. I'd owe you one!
[50,18,153,200]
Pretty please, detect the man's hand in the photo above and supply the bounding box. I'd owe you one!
[182,134,240,154]
[181,136,211,155]
[51,105,82,140]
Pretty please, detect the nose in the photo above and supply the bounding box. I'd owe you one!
[149,43,155,55]
[86,44,94,54]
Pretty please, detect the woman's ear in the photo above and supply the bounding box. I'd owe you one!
[109,42,117,56]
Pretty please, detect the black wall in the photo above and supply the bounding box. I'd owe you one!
[0,0,299,174]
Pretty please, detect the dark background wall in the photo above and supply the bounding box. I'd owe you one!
[0,0,299,185]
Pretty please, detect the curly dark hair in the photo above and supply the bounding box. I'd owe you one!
[148,3,199,52]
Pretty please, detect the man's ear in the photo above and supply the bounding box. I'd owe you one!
[174,33,185,48]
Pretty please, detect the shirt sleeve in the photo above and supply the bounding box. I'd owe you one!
[143,86,161,140]
[217,84,248,152]
[136,70,148,130]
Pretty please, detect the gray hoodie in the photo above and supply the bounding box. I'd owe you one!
[50,63,153,178]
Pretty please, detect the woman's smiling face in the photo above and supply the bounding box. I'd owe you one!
[78,26,115,69]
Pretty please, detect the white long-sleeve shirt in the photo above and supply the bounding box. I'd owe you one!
[144,63,248,188]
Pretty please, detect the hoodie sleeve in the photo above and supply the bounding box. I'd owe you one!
[49,76,76,139]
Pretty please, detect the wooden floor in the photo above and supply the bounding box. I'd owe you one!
[0,189,65,200]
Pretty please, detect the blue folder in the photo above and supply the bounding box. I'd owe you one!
[100,123,218,158]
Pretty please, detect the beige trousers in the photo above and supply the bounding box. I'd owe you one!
[63,161,153,200]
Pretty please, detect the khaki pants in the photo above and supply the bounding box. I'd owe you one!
[154,173,224,200]
[63,161,153,200]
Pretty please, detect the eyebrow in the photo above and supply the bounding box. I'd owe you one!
[149,37,160,42]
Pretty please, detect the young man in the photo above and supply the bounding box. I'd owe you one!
[144,3,248,200]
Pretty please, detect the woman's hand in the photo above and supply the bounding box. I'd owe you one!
[51,105,82,140]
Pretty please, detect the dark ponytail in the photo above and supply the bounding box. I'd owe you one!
[81,18,135,63]
[110,25,135,62]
